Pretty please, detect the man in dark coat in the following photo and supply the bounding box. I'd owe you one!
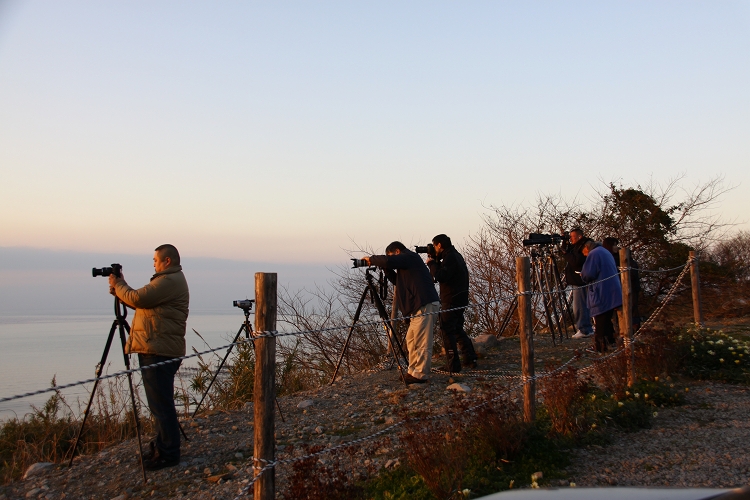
[426,234,477,373]
[363,242,440,384]
[561,228,594,338]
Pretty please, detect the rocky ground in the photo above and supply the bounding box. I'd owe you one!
[2,330,749,500]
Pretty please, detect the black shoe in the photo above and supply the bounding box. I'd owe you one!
[144,456,180,471]
[401,373,429,385]
[461,358,477,369]
[143,441,157,461]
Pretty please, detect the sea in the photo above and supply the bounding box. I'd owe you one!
[0,312,250,420]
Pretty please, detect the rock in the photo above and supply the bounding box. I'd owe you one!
[23,462,54,480]
[385,459,399,469]
[234,452,243,459]
[474,334,500,348]
[297,399,314,409]
[25,489,41,498]
[203,468,212,475]
[446,383,471,393]
[385,416,396,425]
[110,494,129,500]
[314,426,325,434]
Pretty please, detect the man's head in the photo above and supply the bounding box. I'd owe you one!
[582,239,599,257]
[385,241,407,256]
[154,244,180,273]
[602,237,619,253]
[431,234,451,257]
[569,227,584,244]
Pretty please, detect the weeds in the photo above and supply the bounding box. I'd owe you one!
[675,326,750,384]
[0,376,149,484]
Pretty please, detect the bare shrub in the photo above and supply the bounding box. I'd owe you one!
[589,352,629,398]
[539,366,587,436]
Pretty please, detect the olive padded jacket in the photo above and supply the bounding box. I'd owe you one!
[114,265,190,358]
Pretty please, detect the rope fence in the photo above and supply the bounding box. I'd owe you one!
[0,252,703,498]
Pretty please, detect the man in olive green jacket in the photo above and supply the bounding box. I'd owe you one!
[109,244,189,471]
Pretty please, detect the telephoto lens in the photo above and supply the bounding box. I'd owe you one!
[351,258,369,269]
[92,263,122,278]
[233,299,254,309]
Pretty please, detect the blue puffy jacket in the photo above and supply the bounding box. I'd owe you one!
[580,246,622,316]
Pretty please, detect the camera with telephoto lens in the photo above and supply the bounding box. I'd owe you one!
[522,232,569,247]
[233,299,254,310]
[414,243,437,259]
[351,259,369,269]
[92,263,122,278]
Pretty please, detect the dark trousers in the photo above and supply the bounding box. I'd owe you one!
[593,309,616,353]
[439,308,477,370]
[139,354,181,461]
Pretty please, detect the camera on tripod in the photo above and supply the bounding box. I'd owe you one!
[92,263,122,278]
[414,243,437,259]
[522,233,569,247]
[233,299,254,310]
[351,258,370,269]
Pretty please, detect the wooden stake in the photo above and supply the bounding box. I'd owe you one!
[516,257,535,423]
[254,272,277,500]
[689,251,704,327]
[618,248,635,387]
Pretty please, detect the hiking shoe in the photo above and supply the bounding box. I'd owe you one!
[401,373,429,385]
[144,456,180,471]
[143,441,157,461]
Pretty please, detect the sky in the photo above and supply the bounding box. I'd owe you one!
[1,1,749,264]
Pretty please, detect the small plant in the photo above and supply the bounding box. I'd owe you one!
[675,326,750,384]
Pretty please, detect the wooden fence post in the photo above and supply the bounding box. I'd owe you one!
[516,257,535,423]
[254,272,277,500]
[618,248,635,387]
[689,251,704,327]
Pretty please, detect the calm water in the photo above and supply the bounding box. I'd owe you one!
[0,313,249,419]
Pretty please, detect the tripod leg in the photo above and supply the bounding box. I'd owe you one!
[368,282,409,385]
[191,324,244,417]
[498,297,518,336]
[330,287,369,385]
[68,320,118,466]
[118,320,147,484]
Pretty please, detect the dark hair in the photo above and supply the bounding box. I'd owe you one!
[155,244,180,266]
[602,237,619,247]
[569,227,584,236]
[432,234,452,247]
[385,241,407,254]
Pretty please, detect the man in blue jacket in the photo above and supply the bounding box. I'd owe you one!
[363,242,440,384]
[580,240,622,353]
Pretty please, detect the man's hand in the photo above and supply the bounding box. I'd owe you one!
[108,273,124,288]
[361,256,371,266]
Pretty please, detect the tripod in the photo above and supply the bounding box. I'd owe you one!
[192,301,284,422]
[497,246,574,345]
[68,297,147,483]
[331,267,409,386]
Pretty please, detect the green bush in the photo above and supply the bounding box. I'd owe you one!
[675,327,750,384]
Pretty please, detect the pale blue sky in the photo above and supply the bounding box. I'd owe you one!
[1,1,748,262]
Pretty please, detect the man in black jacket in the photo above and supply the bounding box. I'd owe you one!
[363,242,440,384]
[426,234,477,373]
[561,228,594,338]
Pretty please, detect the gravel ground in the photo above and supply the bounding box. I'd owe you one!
[569,380,750,489]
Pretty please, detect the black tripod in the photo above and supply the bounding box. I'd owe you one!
[497,246,574,345]
[192,301,284,422]
[68,296,147,483]
[331,267,409,385]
